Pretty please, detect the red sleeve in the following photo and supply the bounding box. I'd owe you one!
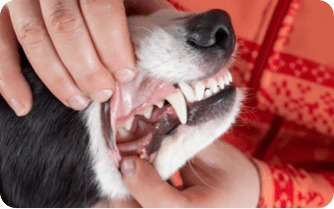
[252,159,334,208]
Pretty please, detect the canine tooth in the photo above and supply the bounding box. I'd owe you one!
[138,119,147,130]
[124,118,134,131]
[219,77,225,89]
[179,82,196,102]
[155,101,164,108]
[166,91,187,125]
[227,71,233,82]
[208,79,219,94]
[117,128,130,137]
[204,89,213,98]
[143,106,153,119]
[194,81,205,101]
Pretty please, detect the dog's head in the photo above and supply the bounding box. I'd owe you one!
[85,9,242,199]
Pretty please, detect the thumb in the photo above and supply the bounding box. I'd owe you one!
[120,157,188,208]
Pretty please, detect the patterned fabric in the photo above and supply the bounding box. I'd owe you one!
[167,0,334,207]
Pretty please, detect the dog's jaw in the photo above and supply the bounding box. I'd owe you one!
[154,89,243,179]
[83,9,241,200]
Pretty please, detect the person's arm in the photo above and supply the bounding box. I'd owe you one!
[252,159,334,207]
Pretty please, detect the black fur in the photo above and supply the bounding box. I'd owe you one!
[0,50,100,207]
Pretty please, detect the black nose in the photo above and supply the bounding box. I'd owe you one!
[187,9,235,56]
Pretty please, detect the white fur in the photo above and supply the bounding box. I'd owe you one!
[83,102,130,199]
[127,13,206,83]
[84,10,243,200]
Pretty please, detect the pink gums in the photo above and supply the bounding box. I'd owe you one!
[108,71,178,165]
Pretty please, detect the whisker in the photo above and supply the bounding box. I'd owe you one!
[129,26,157,36]
[187,161,219,192]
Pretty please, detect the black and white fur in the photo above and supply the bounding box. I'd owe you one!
[0,9,242,207]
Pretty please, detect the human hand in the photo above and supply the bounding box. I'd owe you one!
[0,0,137,116]
[113,140,261,208]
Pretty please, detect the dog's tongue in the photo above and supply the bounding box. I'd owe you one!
[109,71,178,148]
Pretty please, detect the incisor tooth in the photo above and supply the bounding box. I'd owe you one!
[219,77,225,89]
[166,91,187,124]
[195,81,205,101]
[179,82,196,102]
[204,89,213,98]
[155,101,164,108]
[224,74,230,86]
[208,79,219,93]
[143,106,153,119]
[227,71,233,82]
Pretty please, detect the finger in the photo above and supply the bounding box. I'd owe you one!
[0,4,32,116]
[40,0,116,102]
[80,0,136,83]
[120,157,189,208]
[7,0,90,110]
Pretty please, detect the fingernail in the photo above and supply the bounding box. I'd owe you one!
[121,158,136,177]
[90,89,113,103]
[114,69,136,83]
[10,99,25,117]
[68,95,91,110]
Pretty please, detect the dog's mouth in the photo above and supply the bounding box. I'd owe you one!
[105,68,235,166]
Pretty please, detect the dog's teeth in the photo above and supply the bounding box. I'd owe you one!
[117,128,130,137]
[166,91,187,125]
[155,101,164,108]
[138,119,147,130]
[224,73,230,86]
[208,79,219,94]
[143,106,153,119]
[194,81,205,101]
[204,89,213,98]
[227,71,233,82]
[179,82,196,102]
[219,77,225,90]
[124,118,134,131]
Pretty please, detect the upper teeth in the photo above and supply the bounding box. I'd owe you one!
[155,101,164,108]
[195,81,205,101]
[143,106,153,119]
[166,91,188,125]
[179,82,196,103]
[208,79,219,94]
[116,71,232,135]
[124,117,135,131]
[181,71,232,103]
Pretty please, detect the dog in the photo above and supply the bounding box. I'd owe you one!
[0,9,242,207]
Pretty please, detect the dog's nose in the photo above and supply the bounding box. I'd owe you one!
[187,9,235,56]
